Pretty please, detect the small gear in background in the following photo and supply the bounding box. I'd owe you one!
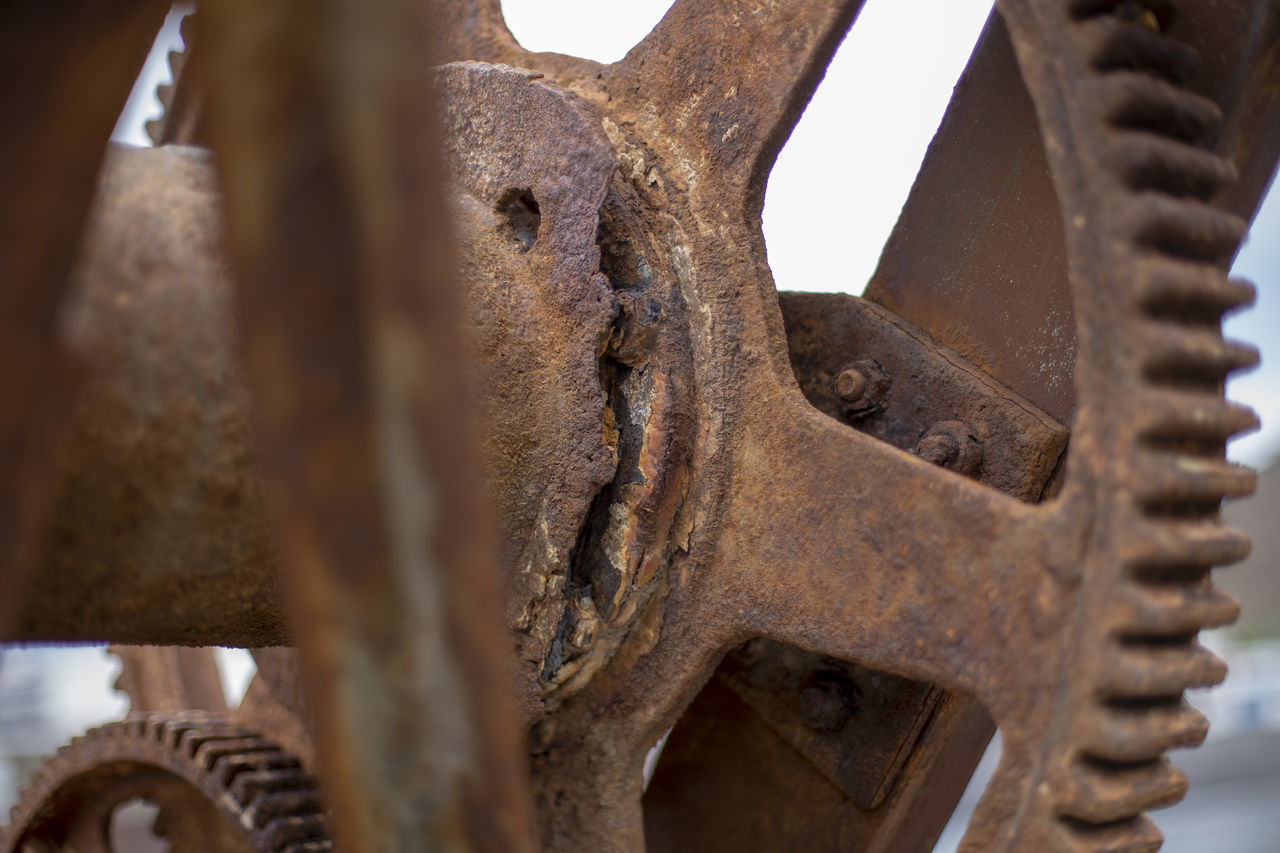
[1,714,330,853]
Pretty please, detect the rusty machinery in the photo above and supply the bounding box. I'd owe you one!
[2,0,1279,850]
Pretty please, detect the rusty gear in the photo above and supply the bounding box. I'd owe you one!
[1,714,331,853]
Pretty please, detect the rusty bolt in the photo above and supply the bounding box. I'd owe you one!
[914,421,982,477]
[834,368,867,401]
[833,358,890,420]
[797,672,859,732]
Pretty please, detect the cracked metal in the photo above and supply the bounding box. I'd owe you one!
[2,0,1279,851]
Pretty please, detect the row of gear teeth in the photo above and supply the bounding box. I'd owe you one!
[2,713,331,853]
[1045,1,1259,850]
[146,9,199,146]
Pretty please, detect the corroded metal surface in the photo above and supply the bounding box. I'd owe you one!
[3,1,1279,852]
[12,145,283,646]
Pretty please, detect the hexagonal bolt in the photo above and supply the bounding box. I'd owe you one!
[832,358,890,420]
[914,420,982,477]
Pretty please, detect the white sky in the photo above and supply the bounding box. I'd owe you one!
[115,0,1278,468]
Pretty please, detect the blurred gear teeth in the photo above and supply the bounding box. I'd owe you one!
[146,10,196,146]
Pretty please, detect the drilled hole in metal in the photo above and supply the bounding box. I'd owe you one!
[497,188,541,253]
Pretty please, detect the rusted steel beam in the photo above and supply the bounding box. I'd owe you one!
[196,0,534,849]
[862,12,1075,421]
[864,2,1280,423]
[0,0,169,634]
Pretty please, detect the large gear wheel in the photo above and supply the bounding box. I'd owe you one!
[1,714,331,853]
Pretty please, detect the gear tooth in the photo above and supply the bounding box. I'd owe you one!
[257,813,330,849]
[1143,518,1251,571]
[148,19,195,146]
[244,790,325,829]
[1135,390,1258,448]
[1126,194,1248,265]
[229,769,314,809]
[1097,70,1223,143]
[192,735,274,773]
[1074,14,1200,84]
[177,726,254,760]
[1134,451,1256,509]
[1139,321,1258,388]
[1132,257,1256,321]
[1110,132,1236,200]
[1055,812,1164,853]
[146,109,169,147]
[1056,755,1187,824]
[211,748,303,789]
[1078,699,1209,763]
[1097,640,1227,699]
[1114,577,1240,634]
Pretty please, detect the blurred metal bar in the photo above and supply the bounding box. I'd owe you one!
[197,0,535,849]
[0,0,169,633]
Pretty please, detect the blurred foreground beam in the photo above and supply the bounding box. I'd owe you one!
[0,0,169,633]
[198,1,535,849]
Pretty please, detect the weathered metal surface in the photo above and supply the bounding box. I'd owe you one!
[647,287,1067,850]
[3,0,1279,852]
[719,638,942,809]
[780,292,1067,500]
[8,145,284,647]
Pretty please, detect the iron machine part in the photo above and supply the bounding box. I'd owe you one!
[2,0,1279,851]
[1,714,330,853]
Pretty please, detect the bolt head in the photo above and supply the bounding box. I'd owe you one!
[914,421,983,476]
[917,432,959,467]
[797,672,860,732]
[834,368,867,401]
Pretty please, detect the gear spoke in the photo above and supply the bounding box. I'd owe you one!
[715,391,1056,702]
[606,0,868,205]
[430,0,528,65]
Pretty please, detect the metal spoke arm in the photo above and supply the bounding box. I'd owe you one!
[714,393,1062,709]
[605,0,868,207]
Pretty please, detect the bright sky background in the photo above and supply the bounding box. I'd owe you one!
[116,0,1280,467]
